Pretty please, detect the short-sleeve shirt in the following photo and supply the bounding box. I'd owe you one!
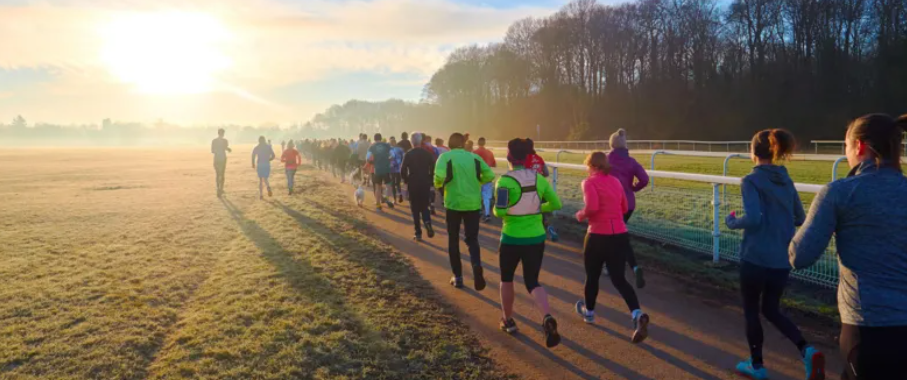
[390,146,404,173]
[368,142,392,176]
[211,137,229,162]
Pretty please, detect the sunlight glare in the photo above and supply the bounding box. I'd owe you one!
[100,12,232,95]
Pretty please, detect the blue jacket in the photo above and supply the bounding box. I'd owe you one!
[726,165,805,269]
[790,160,907,326]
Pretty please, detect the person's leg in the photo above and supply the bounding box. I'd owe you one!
[839,324,860,380]
[761,267,808,353]
[429,187,436,214]
[498,244,521,320]
[603,234,640,313]
[583,234,606,311]
[287,169,296,193]
[523,243,550,316]
[258,177,264,199]
[463,211,482,267]
[215,160,226,194]
[446,210,463,278]
[264,176,272,195]
[740,262,767,367]
[855,325,907,380]
[481,183,493,218]
[410,203,423,238]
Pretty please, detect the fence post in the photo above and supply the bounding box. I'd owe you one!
[832,156,847,181]
[712,183,721,263]
[723,153,745,207]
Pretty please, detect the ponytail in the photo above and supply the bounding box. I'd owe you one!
[752,128,796,163]
[847,113,905,172]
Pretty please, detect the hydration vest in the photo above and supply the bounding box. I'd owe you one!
[502,169,541,216]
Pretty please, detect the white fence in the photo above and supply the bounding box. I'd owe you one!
[488,139,752,153]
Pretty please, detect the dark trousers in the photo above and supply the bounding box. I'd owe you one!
[583,233,640,312]
[623,210,638,268]
[500,242,545,293]
[214,160,226,192]
[840,324,907,380]
[446,209,481,278]
[740,262,806,365]
[390,173,402,200]
[410,203,431,238]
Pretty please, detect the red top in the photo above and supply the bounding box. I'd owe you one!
[281,149,301,169]
[575,172,629,235]
[473,147,497,167]
[526,154,546,175]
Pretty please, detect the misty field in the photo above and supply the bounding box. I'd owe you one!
[0,147,511,380]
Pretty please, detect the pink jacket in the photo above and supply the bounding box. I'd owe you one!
[575,172,628,235]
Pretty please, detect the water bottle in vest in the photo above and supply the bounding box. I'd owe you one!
[501,169,541,216]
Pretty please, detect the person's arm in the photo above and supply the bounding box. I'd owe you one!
[539,176,562,213]
[793,190,806,227]
[478,158,495,184]
[251,148,256,168]
[295,151,302,166]
[433,155,449,189]
[790,185,838,269]
[632,163,649,192]
[726,177,761,230]
[620,187,629,215]
[489,151,497,168]
[541,163,550,178]
[225,140,232,153]
[401,154,411,184]
[269,147,276,161]
[576,179,599,221]
[211,140,216,154]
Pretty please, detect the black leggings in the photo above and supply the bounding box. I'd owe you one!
[840,324,907,380]
[583,233,640,312]
[500,242,544,293]
[623,210,638,268]
[446,210,481,277]
[740,262,807,365]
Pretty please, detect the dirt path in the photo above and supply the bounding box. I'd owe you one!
[343,177,844,380]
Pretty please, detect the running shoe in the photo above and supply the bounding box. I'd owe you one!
[473,265,486,291]
[735,358,768,380]
[450,276,463,288]
[267,189,273,197]
[426,224,435,238]
[575,301,595,324]
[413,235,423,242]
[376,203,382,211]
[398,195,404,204]
[543,315,561,348]
[635,267,646,289]
[431,208,437,216]
[483,215,491,223]
[500,318,518,334]
[288,189,293,195]
[632,313,649,344]
[802,346,826,380]
[385,199,394,209]
[548,226,559,242]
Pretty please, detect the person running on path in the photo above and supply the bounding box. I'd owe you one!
[494,138,562,347]
[252,136,276,200]
[281,139,302,195]
[211,128,232,197]
[726,129,824,380]
[389,136,405,204]
[332,139,352,184]
[790,114,907,380]
[606,129,650,287]
[434,132,495,290]
[474,137,498,222]
[355,134,371,185]
[367,133,394,210]
[398,132,413,152]
[574,151,649,344]
[401,133,436,241]
[421,136,438,214]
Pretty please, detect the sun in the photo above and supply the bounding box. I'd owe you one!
[99,12,232,95]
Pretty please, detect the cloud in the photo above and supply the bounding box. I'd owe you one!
[0,0,559,123]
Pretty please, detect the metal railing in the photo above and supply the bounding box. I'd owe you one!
[496,158,837,288]
[488,139,752,153]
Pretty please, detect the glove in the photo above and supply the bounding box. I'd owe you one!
[725,211,737,229]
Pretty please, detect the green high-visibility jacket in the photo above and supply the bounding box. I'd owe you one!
[434,148,496,211]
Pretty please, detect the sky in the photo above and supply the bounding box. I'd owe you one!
[0,0,577,126]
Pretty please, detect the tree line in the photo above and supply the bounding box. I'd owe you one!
[310,0,907,142]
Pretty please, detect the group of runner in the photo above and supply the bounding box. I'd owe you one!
[212,112,907,380]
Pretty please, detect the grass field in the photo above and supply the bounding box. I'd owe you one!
[0,147,513,380]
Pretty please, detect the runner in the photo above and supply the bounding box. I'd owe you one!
[355,134,371,185]
[211,128,232,197]
[332,139,352,184]
[434,132,495,290]
[474,137,497,222]
[422,136,438,214]
[574,151,649,344]
[607,129,650,287]
[398,132,413,152]
[791,114,907,380]
[494,138,562,348]
[726,129,824,380]
[251,136,276,200]
[401,133,435,241]
[525,140,558,242]
[281,139,302,195]
[367,133,394,210]
[389,136,405,204]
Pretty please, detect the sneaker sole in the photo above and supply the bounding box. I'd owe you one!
[632,314,649,344]
[575,302,594,324]
[808,351,826,380]
[501,325,518,334]
[544,319,561,348]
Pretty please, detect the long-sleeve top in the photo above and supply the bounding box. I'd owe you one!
[251,144,275,166]
[607,148,649,211]
[433,149,496,211]
[281,148,302,170]
[575,172,628,235]
[726,165,805,269]
[493,167,562,245]
[790,160,907,326]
